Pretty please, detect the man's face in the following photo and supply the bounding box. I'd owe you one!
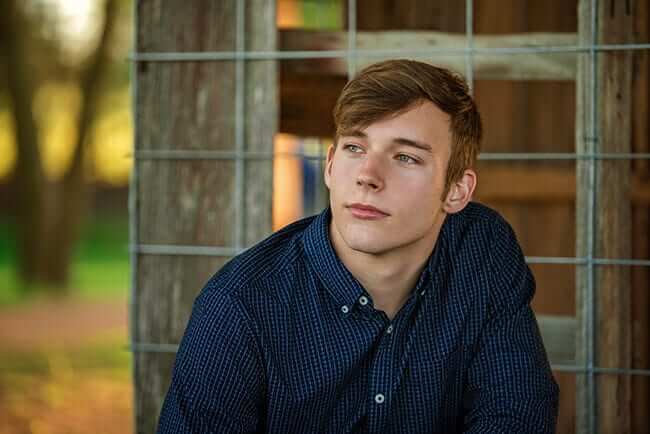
[325,100,452,256]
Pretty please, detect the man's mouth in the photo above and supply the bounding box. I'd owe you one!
[347,203,390,220]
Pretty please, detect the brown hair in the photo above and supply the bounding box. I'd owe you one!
[333,59,482,198]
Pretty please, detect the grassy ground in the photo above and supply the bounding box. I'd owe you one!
[0,336,133,434]
[0,215,133,434]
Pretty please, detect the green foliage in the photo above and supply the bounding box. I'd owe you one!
[302,0,343,29]
[0,215,130,305]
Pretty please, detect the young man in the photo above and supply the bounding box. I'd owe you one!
[158,59,559,433]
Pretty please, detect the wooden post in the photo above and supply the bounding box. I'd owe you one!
[133,1,276,433]
[631,1,650,431]
[576,1,634,433]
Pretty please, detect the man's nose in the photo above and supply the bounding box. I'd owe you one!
[356,154,384,191]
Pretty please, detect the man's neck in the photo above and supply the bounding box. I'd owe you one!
[329,213,446,320]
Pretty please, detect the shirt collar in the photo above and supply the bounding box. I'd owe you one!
[301,207,452,309]
[302,207,365,309]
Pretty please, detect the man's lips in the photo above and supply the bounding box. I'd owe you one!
[347,203,390,219]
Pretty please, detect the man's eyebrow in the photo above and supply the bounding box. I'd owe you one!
[338,131,433,153]
[339,129,367,139]
[392,137,433,153]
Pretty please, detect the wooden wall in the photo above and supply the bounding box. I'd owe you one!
[278,1,649,432]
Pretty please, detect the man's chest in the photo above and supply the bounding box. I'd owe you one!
[256,285,483,433]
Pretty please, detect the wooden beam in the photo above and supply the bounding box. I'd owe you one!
[475,165,575,203]
[576,1,634,433]
[594,2,634,432]
[135,1,277,433]
[631,2,650,431]
[539,314,576,366]
[280,29,577,80]
[474,165,650,205]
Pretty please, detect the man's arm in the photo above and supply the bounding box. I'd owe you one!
[463,220,559,434]
[157,290,266,434]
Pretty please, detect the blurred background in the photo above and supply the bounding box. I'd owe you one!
[1,0,133,433]
[0,1,335,433]
[1,1,649,433]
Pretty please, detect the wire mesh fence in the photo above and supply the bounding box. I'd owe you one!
[130,1,650,432]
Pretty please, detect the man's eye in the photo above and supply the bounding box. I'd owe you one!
[396,154,417,164]
[343,144,363,153]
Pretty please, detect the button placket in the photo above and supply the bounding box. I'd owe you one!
[359,295,369,306]
[367,319,394,430]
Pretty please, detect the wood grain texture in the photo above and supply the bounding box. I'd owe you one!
[134,1,276,433]
[279,29,577,80]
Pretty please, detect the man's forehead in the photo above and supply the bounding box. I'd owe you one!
[340,102,450,137]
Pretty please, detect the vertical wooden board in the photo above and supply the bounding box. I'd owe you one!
[630,3,650,429]
[556,372,577,434]
[354,0,465,32]
[474,0,527,33]
[593,0,634,431]
[136,61,238,152]
[527,0,578,32]
[136,1,237,52]
[134,352,177,434]
[244,0,277,246]
[136,255,231,344]
[526,82,576,153]
[521,0,577,154]
[474,80,575,153]
[576,0,637,432]
[574,1,591,432]
[473,81,528,153]
[137,160,236,246]
[134,1,277,432]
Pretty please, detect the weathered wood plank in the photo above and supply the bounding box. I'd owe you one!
[631,2,650,432]
[539,315,577,365]
[134,1,276,433]
[474,165,650,204]
[280,29,577,80]
[594,1,634,432]
[576,1,634,433]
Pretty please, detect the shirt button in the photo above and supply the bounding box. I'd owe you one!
[420,290,426,296]
[374,393,385,404]
[359,295,369,306]
[386,325,394,334]
[341,305,350,314]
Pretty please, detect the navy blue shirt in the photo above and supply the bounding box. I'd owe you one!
[157,202,559,433]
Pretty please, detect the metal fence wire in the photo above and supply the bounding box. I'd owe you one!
[129,1,650,433]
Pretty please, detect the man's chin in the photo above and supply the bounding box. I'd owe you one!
[341,236,392,256]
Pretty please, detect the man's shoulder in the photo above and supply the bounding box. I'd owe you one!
[195,214,317,308]
[442,201,525,280]
[451,201,514,243]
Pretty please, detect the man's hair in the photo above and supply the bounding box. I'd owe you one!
[333,59,482,198]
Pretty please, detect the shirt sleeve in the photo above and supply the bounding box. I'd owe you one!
[157,290,266,434]
[462,219,560,434]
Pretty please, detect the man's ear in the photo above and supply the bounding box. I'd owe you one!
[442,169,477,214]
[324,144,336,189]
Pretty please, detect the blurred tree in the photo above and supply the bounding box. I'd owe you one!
[0,0,121,291]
